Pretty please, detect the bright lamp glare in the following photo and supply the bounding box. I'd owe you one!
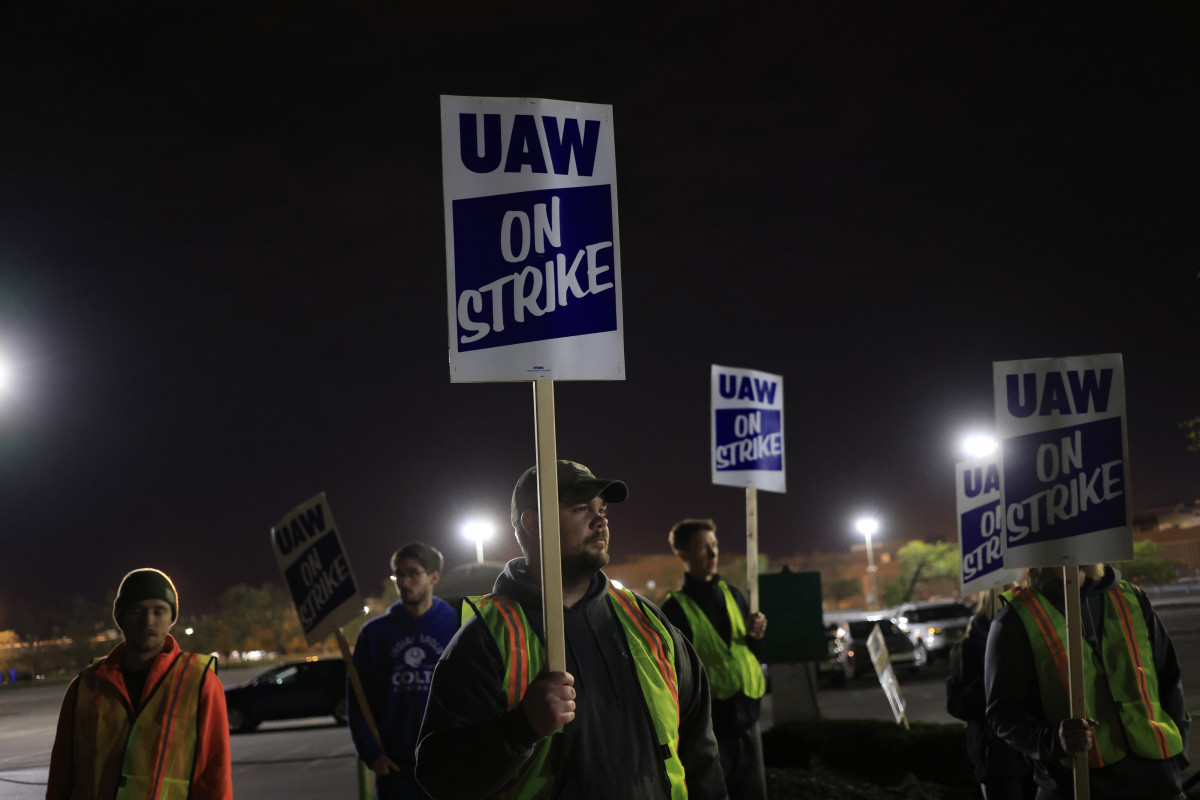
[963,434,998,458]
[0,358,12,395]
[855,517,879,537]
[462,521,494,542]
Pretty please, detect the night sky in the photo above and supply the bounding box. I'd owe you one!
[1,4,1197,629]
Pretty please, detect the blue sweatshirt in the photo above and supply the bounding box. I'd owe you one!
[349,597,460,766]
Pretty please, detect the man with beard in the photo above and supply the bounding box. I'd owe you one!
[415,460,724,799]
[350,543,459,799]
[47,568,232,799]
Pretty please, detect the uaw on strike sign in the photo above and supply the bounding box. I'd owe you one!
[957,453,1021,595]
[271,493,364,646]
[442,95,624,383]
[993,353,1132,568]
[711,365,786,493]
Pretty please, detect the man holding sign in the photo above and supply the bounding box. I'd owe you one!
[663,518,768,800]
[985,564,1188,799]
[416,460,724,799]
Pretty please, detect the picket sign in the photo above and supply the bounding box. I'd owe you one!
[711,364,786,613]
[956,455,1021,596]
[271,494,384,766]
[441,95,627,673]
[993,353,1132,800]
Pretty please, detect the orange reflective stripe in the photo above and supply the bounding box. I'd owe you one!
[1109,588,1171,758]
[1013,587,1071,693]
[489,596,528,707]
[608,587,679,712]
[1014,587,1104,767]
[149,652,193,797]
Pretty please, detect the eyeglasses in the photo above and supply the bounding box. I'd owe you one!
[392,569,428,581]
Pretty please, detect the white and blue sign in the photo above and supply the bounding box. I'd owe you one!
[711,364,786,493]
[993,353,1132,568]
[957,455,1021,594]
[441,95,624,382]
[271,493,364,646]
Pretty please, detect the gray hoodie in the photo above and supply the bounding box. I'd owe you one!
[415,558,726,799]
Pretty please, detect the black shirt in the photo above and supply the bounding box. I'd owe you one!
[661,573,762,735]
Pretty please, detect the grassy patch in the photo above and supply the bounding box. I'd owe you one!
[763,718,976,794]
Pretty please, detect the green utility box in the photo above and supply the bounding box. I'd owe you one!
[757,569,827,664]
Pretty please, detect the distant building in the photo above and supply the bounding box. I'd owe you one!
[1134,501,1200,533]
[1134,501,1200,579]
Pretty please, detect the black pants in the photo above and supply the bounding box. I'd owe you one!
[716,720,767,800]
[375,764,431,800]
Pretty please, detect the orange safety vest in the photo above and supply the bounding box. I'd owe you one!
[666,581,765,701]
[1007,583,1183,768]
[72,652,215,800]
[474,587,688,799]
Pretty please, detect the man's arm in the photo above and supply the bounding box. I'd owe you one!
[46,677,80,800]
[192,666,233,800]
[984,607,1062,763]
[415,617,544,799]
[727,583,766,655]
[1140,589,1190,759]
[347,624,388,769]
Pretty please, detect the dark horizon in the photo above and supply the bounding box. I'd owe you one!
[1,4,1197,630]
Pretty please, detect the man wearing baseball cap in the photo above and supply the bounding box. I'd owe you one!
[416,460,724,799]
[47,568,232,800]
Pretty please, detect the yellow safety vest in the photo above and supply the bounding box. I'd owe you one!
[72,652,215,800]
[475,587,688,799]
[666,581,765,701]
[1007,582,1183,768]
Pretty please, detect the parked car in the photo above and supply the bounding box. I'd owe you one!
[224,657,348,733]
[835,616,926,680]
[891,600,973,659]
[817,625,851,687]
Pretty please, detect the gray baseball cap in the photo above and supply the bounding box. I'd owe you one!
[510,460,629,528]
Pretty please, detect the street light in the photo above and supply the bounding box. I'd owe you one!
[962,433,998,459]
[462,521,494,564]
[0,353,12,399]
[855,517,880,611]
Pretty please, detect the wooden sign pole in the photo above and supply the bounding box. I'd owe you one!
[745,487,759,615]
[335,628,386,760]
[1063,565,1090,800]
[533,380,566,673]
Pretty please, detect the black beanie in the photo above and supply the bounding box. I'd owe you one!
[113,568,178,626]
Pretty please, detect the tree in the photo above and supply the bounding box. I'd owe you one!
[798,550,863,607]
[1181,417,1200,454]
[61,594,114,671]
[1116,540,1178,585]
[211,583,308,656]
[881,541,960,606]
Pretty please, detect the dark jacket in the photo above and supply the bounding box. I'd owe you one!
[415,558,725,799]
[984,566,1190,800]
[661,573,762,735]
[348,596,460,768]
[947,611,1032,786]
